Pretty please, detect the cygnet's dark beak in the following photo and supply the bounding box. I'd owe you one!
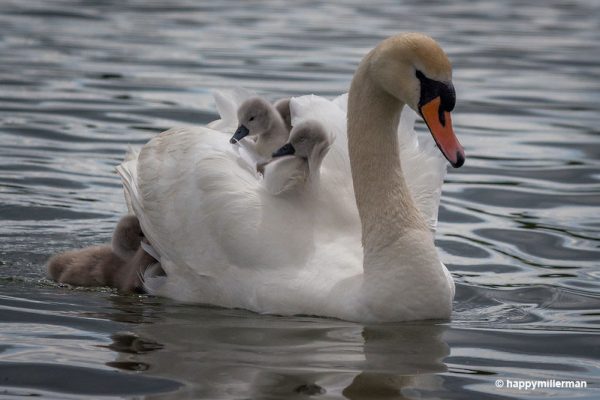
[230,125,250,144]
[272,143,295,158]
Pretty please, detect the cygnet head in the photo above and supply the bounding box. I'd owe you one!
[272,120,330,161]
[111,215,143,261]
[363,32,464,167]
[230,97,275,144]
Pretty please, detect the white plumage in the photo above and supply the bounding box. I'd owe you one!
[117,33,457,322]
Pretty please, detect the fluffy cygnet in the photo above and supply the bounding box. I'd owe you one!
[261,120,332,194]
[274,97,292,132]
[47,215,156,293]
[111,215,143,260]
[229,97,289,159]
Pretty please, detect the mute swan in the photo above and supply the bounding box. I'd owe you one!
[260,119,332,195]
[47,215,155,292]
[229,97,289,159]
[117,32,464,322]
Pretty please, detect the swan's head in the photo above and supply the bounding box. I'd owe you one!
[230,97,274,144]
[112,214,143,260]
[369,33,464,167]
[272,120,331,162]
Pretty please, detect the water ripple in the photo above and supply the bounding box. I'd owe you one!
[1,0,599,398]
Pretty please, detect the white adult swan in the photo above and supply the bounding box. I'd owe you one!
[117,33,465,322]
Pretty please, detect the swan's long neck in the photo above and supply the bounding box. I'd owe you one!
[347,59,429,253]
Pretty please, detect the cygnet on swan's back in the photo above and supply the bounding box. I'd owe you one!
[274,97,292,133]
[229,97,289,159]
[47,215,156,292]
[261,119,332,194]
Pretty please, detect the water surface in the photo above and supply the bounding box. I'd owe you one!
[1,0,599,399]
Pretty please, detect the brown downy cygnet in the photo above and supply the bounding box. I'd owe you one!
[111,214,143,260]
[261,120,332,194]
[47,215,156,293]
[229,97,289,159]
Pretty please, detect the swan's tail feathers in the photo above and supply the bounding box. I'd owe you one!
[208,87,256,132]
[116,159,159,257]
[141,262,167,294]
[140,240,161,262]
[116,159,138,216]
[117,152,190,284]
[124,145,140,163]
[117,147,141,214]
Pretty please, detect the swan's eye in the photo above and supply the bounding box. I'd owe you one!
[416,69,456,125]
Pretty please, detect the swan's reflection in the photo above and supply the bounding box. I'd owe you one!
[342,325,448,400]
[105,298,449,399]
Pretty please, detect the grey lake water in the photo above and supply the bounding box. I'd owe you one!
[1,0,599,399]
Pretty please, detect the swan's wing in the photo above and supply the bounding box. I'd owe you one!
[261,156,308,195]
[234,138,269,170]
[207,87,256,132]
[332,93,348,112]
[207,91,237,132]
[118,126,262,279]
[398,108,447,232]
[119,125,319,283]
[290,94,342,138]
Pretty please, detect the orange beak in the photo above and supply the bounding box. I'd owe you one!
[419,96,465,168]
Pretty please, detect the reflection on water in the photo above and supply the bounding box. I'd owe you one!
[115,305,450,399]
[0,0,599,398]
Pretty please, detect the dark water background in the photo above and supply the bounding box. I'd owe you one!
[1,0,599,398]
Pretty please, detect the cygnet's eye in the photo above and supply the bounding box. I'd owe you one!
[249,116,255,122]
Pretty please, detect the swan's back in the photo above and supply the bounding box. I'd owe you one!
[116,90,449,319]
[289,93,446,231]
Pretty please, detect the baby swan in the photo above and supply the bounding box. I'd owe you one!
[274,97,292,132]
[111,214,143,260]
[261,120,332,194]
[47,215,156,293]
[230,97,289,160]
